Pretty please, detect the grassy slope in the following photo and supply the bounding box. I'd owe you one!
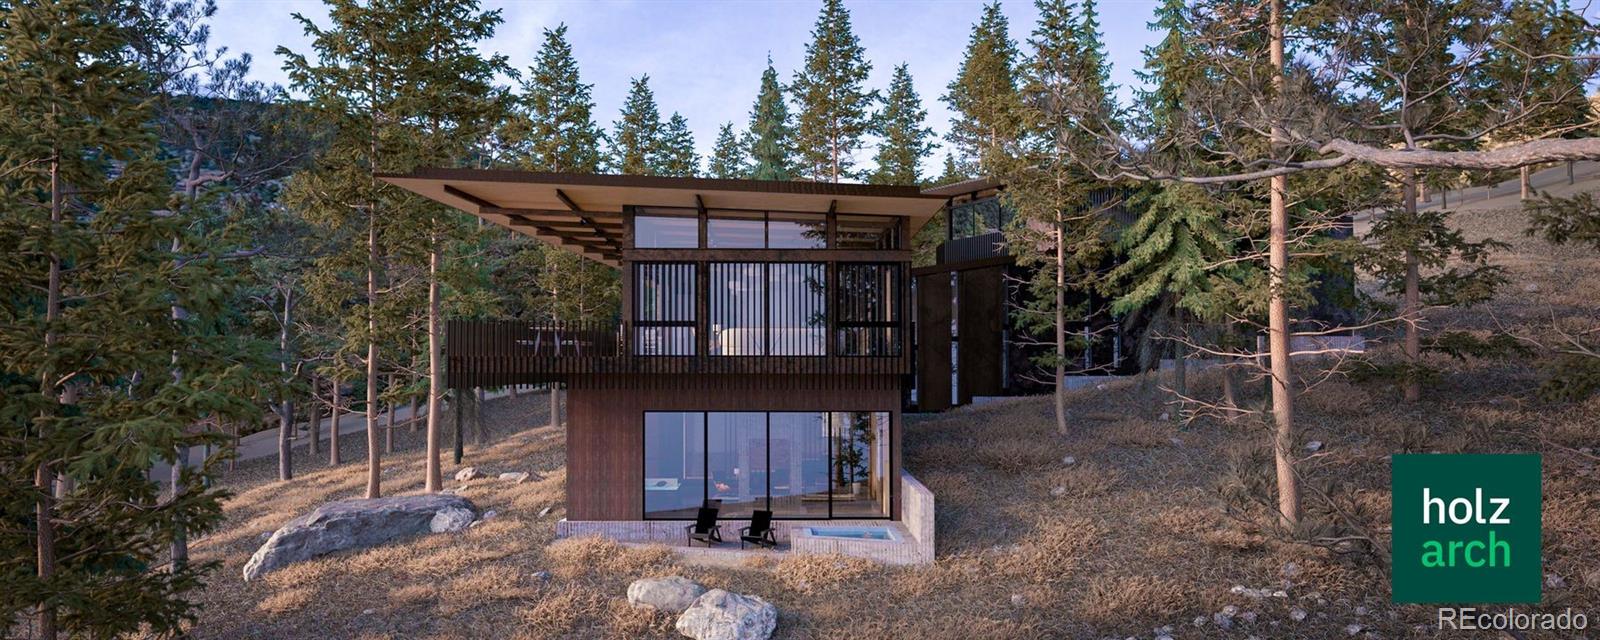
[185,193,1599,639]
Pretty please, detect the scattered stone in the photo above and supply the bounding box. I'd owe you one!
[1282,561,1300,578]
[1524,283,1540,293]
[1094,383,1108,391]
[1546,573,1568,589]
[1169,437,1184,447]
[532,570,551,581]
[1290,608,1307,622]
[1354,605,1368,616]
[1193,616,1208,627]
[498,471,530,483]
[1010,593,1026,607]
[454,467,479,482]
[1305,440,1323,453]
[1062,455,1077,466]
[1345,623,1363,636]
[480,509,498,521]
[1212,612,1233,630]
[675,589,778,640]
[537,506,553,518]
[1239,611,1257,624]
[627,576,707,614]
[1050,486,1068,498]
[1221,605,1240,616]
[362,608,375,615]
[243,494,478,581]
[1583,568,1600,588]
[1155,636,1172,640]
[1272,590,1288,599]
[1154,625,1173,635]
[1158,412,1171,422]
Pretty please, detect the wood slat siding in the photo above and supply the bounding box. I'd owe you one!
[959,266,1005,400]
[915,273,953,412]
[565,374,903,521]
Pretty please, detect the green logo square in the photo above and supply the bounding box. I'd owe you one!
[1391,454,1542,604]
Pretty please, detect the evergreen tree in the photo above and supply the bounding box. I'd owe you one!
[1000,0,1117,435]
[791,0,878,181]
[0,1,262,635]
[868,63,935,185]
[509,24,604,173]
[611,76,664,175]
[943,1,1022,175]
[279,0,510,495]
[707,122,749,179]
[934,152,966,185]
[748,56,797,180]
[657,112,698,177]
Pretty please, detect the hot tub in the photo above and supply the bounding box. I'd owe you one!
[803,526,900,542]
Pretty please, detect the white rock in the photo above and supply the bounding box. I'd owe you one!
[242,494,478,581]
[1354,605,1368,616]
[1010,593,1026,607]
[1050,486,1068,497]
[1212,613,1233,630]
[1345,623,1363,636]
[498,471,530,483]
[532,570,551,581]
[1062,455,1077,466]
[454,466,479,482]
[1305,440,1323,453]
[1193,616,1208,627]
[1158,412,1171,422]
[1546,573,1568,589]
[537,506,553,518]
[480,509,498,520]
[430,507,475,533]
[1240,611,1257,624]
[1290,608,1307,622]
[1221,605,1239,616]
[627,576,707,614]
[675,589,778,640]
[1524,283,1540,293]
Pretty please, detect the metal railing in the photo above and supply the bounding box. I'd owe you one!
[445,318,909,389]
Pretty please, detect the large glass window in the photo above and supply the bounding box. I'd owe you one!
[644,411,891,519]
[707,413,767,518]
[634,262,696,355]
[949,197,1009,239]
[707,210,766,248]
[768,212,827,249]
[836,263,903,356]
[634,209,699,248]
[829,412,891,517]
[836,215,900,250]
[710,262,826,356]
[644,412,706,519]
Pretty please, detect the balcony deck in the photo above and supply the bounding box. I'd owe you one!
[445,319,908,389]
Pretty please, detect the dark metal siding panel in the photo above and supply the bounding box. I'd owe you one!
[959,266,1005,400]
[915,273,952,412]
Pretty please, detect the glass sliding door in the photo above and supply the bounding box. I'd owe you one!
[643,412,706,519]
[768,413,830,517]
[829,412,891,517]
[706,412,767,517]
[643,410,891,520]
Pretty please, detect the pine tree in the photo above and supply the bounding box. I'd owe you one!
[1000,0,1117,436]
[869,64,935,185]
[748,56,797,180]
[657,112,698,177]
[707,122,749,179]
[943,1,1022,175]
[791,0,878,181]
[611,76,664,175]
[510,24,604,173]
[0,1,262,635]
[934,152,966,185]
[279,0,511,495]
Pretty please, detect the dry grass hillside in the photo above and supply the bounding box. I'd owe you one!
[180,189,1600,639]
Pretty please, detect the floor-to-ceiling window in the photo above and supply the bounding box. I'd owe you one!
[643,410,891,519]
[709,262,826,356]
[643,412,706,519]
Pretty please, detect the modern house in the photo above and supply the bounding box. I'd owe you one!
[913,178,1142,411]
[382,170,937,563]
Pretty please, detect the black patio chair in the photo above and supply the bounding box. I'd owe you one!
[740,509,777,550]
[685,506,724,547]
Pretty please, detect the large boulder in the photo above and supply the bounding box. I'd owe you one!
[675,589,777,640]
[627,576,707,614]
[243,494,477,581]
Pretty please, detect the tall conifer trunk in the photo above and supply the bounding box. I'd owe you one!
[1054,209,1067,435]
[329,377,342,465]
[426,233,444,492]
[37,137,61,640]
[1267,0,1301,531]
[278,291,295,481]
[1402,171,1422,402]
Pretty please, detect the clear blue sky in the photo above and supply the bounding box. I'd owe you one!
[211,0,1164,178]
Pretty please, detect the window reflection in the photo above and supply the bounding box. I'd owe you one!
[768,212,827,249]
[707,412,767,517]
[635,212,699,248]
[836,215,899,250]
[710,262,826,356]
[707,210,765,248]
[644,412,706,519]
[829,411,891,517]
[769,413,830,517]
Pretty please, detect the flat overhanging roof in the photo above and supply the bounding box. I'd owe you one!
[378,168,947,266]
